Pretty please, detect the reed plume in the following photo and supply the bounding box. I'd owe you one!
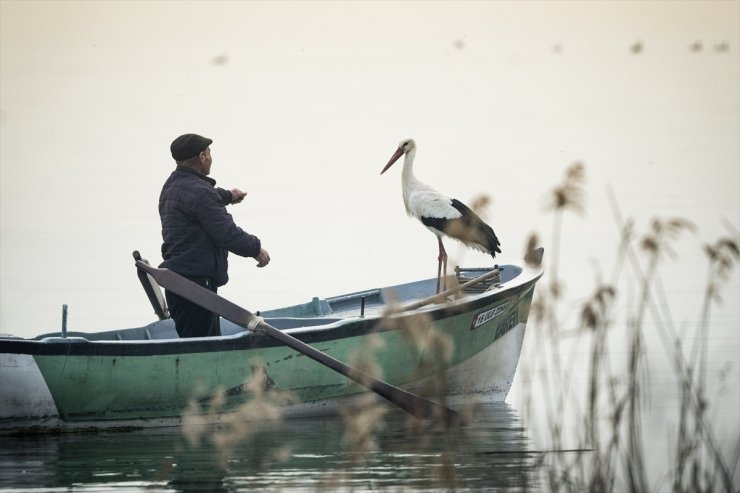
[520,166,737,492]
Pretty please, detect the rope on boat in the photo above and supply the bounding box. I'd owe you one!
[247,315,265,333]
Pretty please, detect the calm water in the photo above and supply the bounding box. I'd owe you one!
[1,1,738,491]
[0,404,540,492]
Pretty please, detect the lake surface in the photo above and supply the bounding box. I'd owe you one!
[1,1,738,491]
[0,404,541,492]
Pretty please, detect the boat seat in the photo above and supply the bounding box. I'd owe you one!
[34,320,179,341]
[259,297,333,318]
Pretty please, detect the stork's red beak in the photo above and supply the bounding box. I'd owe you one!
[380,147,404,175]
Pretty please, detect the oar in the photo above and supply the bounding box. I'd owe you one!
[135,261,459,424]
[387,267,501,314]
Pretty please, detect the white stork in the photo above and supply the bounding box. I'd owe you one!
[380,138,501,293]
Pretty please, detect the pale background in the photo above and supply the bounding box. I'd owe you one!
[1,1,738,485]
[2,0,736,333]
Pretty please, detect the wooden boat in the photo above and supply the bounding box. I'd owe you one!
[0,249,543,432]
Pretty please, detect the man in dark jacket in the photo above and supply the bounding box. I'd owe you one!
[159,133,270,338]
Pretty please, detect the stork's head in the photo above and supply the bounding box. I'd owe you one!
[380,138,416,175]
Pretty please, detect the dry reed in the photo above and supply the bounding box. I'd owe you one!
[519,165,738,492]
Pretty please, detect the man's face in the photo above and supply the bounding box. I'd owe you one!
[200,147,213,175]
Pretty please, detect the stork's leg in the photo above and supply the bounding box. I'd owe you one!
[442,252,448,292]
[436,256,442,295]
[436,236,448,293]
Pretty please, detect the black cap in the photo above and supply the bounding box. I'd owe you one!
[170,134,213,161]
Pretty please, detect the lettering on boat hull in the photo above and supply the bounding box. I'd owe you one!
[470,302,510,331]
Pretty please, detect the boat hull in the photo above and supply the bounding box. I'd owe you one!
[0,261,541,432]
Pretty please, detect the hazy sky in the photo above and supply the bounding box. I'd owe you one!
[2,1,738,95]
[1,0,738,334]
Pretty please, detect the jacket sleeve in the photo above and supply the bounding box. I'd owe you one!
[215,187,232,205]
[194,188,261,258]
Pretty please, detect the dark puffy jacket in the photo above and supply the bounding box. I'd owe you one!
[159,166,261,287]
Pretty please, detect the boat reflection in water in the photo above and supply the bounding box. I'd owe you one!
[0,403,538,492]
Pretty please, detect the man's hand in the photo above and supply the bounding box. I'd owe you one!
[255,248,270,268]
[230,188,247,204]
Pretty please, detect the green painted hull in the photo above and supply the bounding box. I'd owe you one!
[1,258,542,428]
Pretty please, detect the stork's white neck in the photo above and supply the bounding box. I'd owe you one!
[400,147,434,214]
[401,147,417,183]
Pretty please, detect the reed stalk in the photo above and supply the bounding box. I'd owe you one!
[522,167,738,492]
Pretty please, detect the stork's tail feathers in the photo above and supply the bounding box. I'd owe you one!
[443,198,501,258]
[486,229,502,259]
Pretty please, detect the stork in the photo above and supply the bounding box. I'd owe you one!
[380,138,502,293]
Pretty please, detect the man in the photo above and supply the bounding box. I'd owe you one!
[159,133,270,338]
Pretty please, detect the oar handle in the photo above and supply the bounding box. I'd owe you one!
[132,251,169,320]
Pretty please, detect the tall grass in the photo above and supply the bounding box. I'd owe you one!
[520,164,739,492]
